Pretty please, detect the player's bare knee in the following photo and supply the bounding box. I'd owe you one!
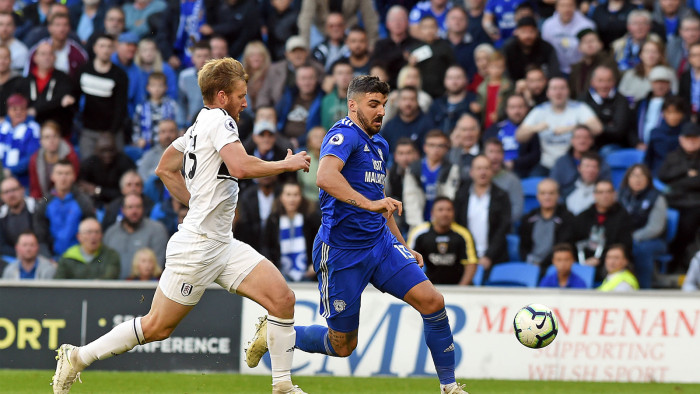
[421,291,445,315]
[141,316,174,342]
[268,288,295,318]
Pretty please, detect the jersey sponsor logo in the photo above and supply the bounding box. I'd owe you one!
[224,118,236,131]
[181,283,193,296]
[333,299,347,313]
[364,171,386,184]
[329,134,344,145]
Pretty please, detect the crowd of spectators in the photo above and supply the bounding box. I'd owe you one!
[0,0,699,292]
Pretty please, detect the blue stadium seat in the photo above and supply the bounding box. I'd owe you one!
[605,149,644,188]
[144,174,166,203]
[472,264,484,286]
[545,263,595,288]
[507,234,520,262]
[485,262,540,287]
[2,255,16,264]
[521,177,544,214]
[653,178,668,193]
[656,208,680,274]
[124,146,144,163]
[96,208,105,224]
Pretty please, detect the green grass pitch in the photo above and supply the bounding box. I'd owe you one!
[2,370,700,393]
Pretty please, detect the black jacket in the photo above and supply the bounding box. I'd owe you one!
[234,185,279,252]
[503,36,560,81]
[453,181,511,264]
[17,69,76,137]
[207,0,262,59]
[582,90,633,149]
[658,148,700,209]
[519,204,575,268]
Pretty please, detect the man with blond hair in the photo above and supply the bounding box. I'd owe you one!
[52,57,311,394]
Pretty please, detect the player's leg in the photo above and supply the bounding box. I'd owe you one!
[293,238,370,358]
[218,239,301,393]
[375,234,467,394]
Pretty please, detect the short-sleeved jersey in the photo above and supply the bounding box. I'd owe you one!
[318,117,389,249]
[409,1,451,36]
[408,222,478,285]
[521,100,597,168]
[171,107,240,242]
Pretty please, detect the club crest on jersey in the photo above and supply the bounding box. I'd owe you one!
[437,242,449,254]
[225,118,236,131]
[329,134,344,145]
[333,299,346,312]
[181,283,193,296]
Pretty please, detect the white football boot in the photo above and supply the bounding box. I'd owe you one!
[272,380,308,394]
[51,344,82,394]
[245,316,269,368]
[442,382,469,394]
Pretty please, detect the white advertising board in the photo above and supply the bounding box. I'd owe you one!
[241,285,700,383]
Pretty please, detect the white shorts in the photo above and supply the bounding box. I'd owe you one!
[158,229,264,305]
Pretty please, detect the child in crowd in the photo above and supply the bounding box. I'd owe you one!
[539,243,588,289]
[644,96,688,176]
[476,51,513,129]
[132,72,180,151]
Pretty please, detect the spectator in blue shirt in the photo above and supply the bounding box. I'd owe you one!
[539,243,588,289]
[482,0,529,47]
[0,94,41,187]
[409,0,451,38]
[111,32,145,118]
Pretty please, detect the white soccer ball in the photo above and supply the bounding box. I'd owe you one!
[513,304,558,349]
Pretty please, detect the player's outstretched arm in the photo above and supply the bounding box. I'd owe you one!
[155,145,191,207]
[383,210,424,267]
[220,142,310,179]
[317,155,402,216]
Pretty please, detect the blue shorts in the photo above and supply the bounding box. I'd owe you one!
[313,229,428,333]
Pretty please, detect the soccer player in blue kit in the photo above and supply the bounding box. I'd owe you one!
[245,75,468,394]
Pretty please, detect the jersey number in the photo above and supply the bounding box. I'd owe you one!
[186,135,197,179]
[394,244,413,259]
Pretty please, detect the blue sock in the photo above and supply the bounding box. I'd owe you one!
[422,308,456,385]
[294,325,338,356]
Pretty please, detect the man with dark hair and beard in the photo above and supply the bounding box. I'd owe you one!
[103,192,168,279]
[246,75,470,394]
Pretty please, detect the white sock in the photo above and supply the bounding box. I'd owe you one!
[267,315,295,385]
[78,317,145,368]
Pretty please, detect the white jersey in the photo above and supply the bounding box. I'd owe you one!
[172,107,240,242]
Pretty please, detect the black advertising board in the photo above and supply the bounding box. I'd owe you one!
[0,282,242,372]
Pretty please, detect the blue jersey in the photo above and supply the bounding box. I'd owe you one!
[421,159,440,221]
[318,117,389,249]
[485,0,527,43]
[496,120,520,162]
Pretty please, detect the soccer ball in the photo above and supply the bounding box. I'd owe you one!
[513,304,558,349]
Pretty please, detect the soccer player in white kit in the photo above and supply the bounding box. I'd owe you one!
[52,58,311,394]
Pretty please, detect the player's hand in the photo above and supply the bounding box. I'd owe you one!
[368,197,402,216]
[411,249,424,268]
[285,149,311,172]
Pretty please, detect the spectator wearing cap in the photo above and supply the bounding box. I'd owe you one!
[619,41,677,104]
[611,9,663,72]
[582,65,634,151]
[257,35,324,109]
[243,119,296,185]
[644,96,688,176]
[679,42,700,122]
[122,0,165,39]
[541,0,595,75]
[25,12,88,79]
[198,0,261,60]
[658,122,700,272]
[502,16,561,82]
[590,0,637,50]
[667,15,700,77]
[111,32,145,118]
[75,34,128,159]
[568,29,619,100]
[16,41,76,138]
[635,65,675,149]
[0,93,41,187]
[0,12,28,73]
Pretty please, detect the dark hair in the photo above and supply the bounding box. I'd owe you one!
[55,158,74,168]
[506,93,528,106]
[447,6,468,18]
[419,15,438,24]
[17,230,38,243]
[209,34,227,43]
[605,244,632,263]
[48,12,69,25]
[484,137,503,150]
[662,95,687,113]
[524,64,546,76]
[94,33,114,43]
[552,243,575,258]
[621,163,653,191]
[432,196,454,209]
[580,151,602,166]
[572,124,593,136]
[148,71,167,84]
[594,179,614,189]
[395,137,418,151]
[424,129,449,143]
[592,65,617,83]
[271,181,312,216]
[191,40,211,53]
[347,25,366,35]
[347,75,390,100]
[398,85,418,96]
[330,58,352,74]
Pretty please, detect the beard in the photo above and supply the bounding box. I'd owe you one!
[123,216,143,229]
[357,107,382,135]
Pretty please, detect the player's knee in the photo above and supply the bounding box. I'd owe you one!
[141,316,175,343]
[268,288,295,318]
[332,338,357,357]
[421,292,445,315]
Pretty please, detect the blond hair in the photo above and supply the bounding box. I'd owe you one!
[134,38,164,73]
[130,248,162,278]
[197,58,249,104]
[242,41,271,80]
